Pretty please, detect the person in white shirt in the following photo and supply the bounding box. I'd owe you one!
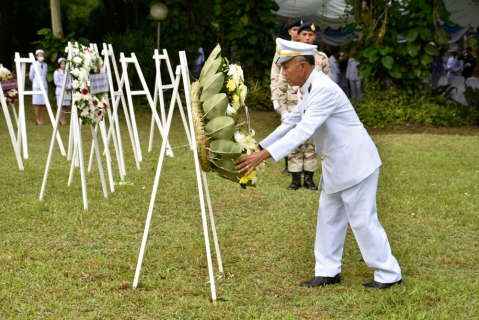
[346,57,362,101]
[446,46,462,84]
[53,57,72,125]
[328,48,341,85]
[29,49,48,125]
[235,38,402,290]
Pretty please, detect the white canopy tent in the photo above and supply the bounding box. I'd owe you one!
[273,0,479,31]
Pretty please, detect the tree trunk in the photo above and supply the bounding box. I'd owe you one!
[0,0,13,69]
[51,0,63,38]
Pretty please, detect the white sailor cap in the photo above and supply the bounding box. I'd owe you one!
[275,38,316,65]
[58,57,66,64]
[35,49,45,56]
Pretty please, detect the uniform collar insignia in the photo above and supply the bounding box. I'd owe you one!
[308,83,312,93]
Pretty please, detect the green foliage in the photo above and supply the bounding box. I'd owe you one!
[31,28,88,82]
[347,0,452,90]
[464,86,479,110]
[355,82,479,127]
[213,0,280,86]
[244,80,271,111]
[103,30,156,91]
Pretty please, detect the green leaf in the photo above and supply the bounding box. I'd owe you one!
[407,40,421,57]
[424,44,438,56]
[200,58,222,83]
[205,116,235,140]
[379,46,390,56]
[203,93,229,120]
[214,4,222,15]
[410,57,419,66]
[420,54,432,66]
[240,14,249,26]
[208,139,242,159]
[381,56,394,70]
[37,28,51,35]
[406,29,418,42]
[418,26,430,41]
[200,73,224,101]
[363,46,378,59]
[388,67,402,79]
[359,67,372,77]
[200,44,222,81]
[248,36,257,45]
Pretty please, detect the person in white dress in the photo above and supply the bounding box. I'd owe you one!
[346,57,362,101]
[29,49,48,125]
[235,38,402,290]
[53,57,72,125]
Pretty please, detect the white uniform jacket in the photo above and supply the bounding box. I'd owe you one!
[54,69,72,97]
[29,60,48,90]
[260,70,381,194]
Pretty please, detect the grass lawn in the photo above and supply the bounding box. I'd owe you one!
[1,104,479,319]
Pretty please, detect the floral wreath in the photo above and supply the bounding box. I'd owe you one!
[68,45,108,125]
[0,67,18,107]
[191,45,265,189]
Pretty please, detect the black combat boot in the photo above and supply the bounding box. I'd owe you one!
[303,171,318,190]
[288,172,302,190]
[282,158,289,174]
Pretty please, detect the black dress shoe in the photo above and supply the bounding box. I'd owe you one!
[300,274,341,287]
[363,279,402,289]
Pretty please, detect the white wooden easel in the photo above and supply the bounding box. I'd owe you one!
[133,52,223,304]
[119,52,174,168]
[0,81,24,170]
[14,52,66,159]
[40,42,108,210]
[149,49,192,153]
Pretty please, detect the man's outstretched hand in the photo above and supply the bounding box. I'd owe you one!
[234,149,271,176]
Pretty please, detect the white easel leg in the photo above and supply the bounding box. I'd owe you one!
[202,171,223,273]
[39,101,65,199]
[91,125,108,198]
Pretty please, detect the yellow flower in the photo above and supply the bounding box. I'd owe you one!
[239,171,255,185]
[226,79,236,91]
[233,95,239,102]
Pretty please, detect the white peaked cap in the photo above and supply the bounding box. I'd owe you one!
[275,38,316,64]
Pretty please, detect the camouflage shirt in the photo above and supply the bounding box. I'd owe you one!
[271,49,332,112]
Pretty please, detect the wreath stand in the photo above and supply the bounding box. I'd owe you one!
[14,52,66,159]
[40,42,108,210]
[0,81,24,170]
[119,52,173,169]
[133,52,223,304]
[148,49,192,153]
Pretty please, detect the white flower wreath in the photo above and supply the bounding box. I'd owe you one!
[68,45,108,125]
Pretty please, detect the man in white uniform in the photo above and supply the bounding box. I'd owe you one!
[235,38,402,289]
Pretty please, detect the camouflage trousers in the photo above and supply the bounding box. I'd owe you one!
[288,142,318,172]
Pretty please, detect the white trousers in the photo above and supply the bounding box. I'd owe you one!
[314,168,402,283]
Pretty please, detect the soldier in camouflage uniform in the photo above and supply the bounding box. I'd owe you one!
[271,20,332,190]
[271,18,302,176]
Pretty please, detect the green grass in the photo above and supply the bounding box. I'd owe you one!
[1,105,479,319]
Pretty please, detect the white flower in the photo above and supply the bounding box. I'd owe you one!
[228,64,241,85]
[72,80,81,89]
[235,65,244,82]
[226,104,236,116]
[234,131,256,154]
[73,56,83,64]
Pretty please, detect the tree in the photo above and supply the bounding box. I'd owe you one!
[51,0,64,38]
[0,0,13,69]
[347,0,452,90]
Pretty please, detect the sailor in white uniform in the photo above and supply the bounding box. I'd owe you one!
[235,38,402,289]
[29,49,49,125]
[53,57,72,125]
